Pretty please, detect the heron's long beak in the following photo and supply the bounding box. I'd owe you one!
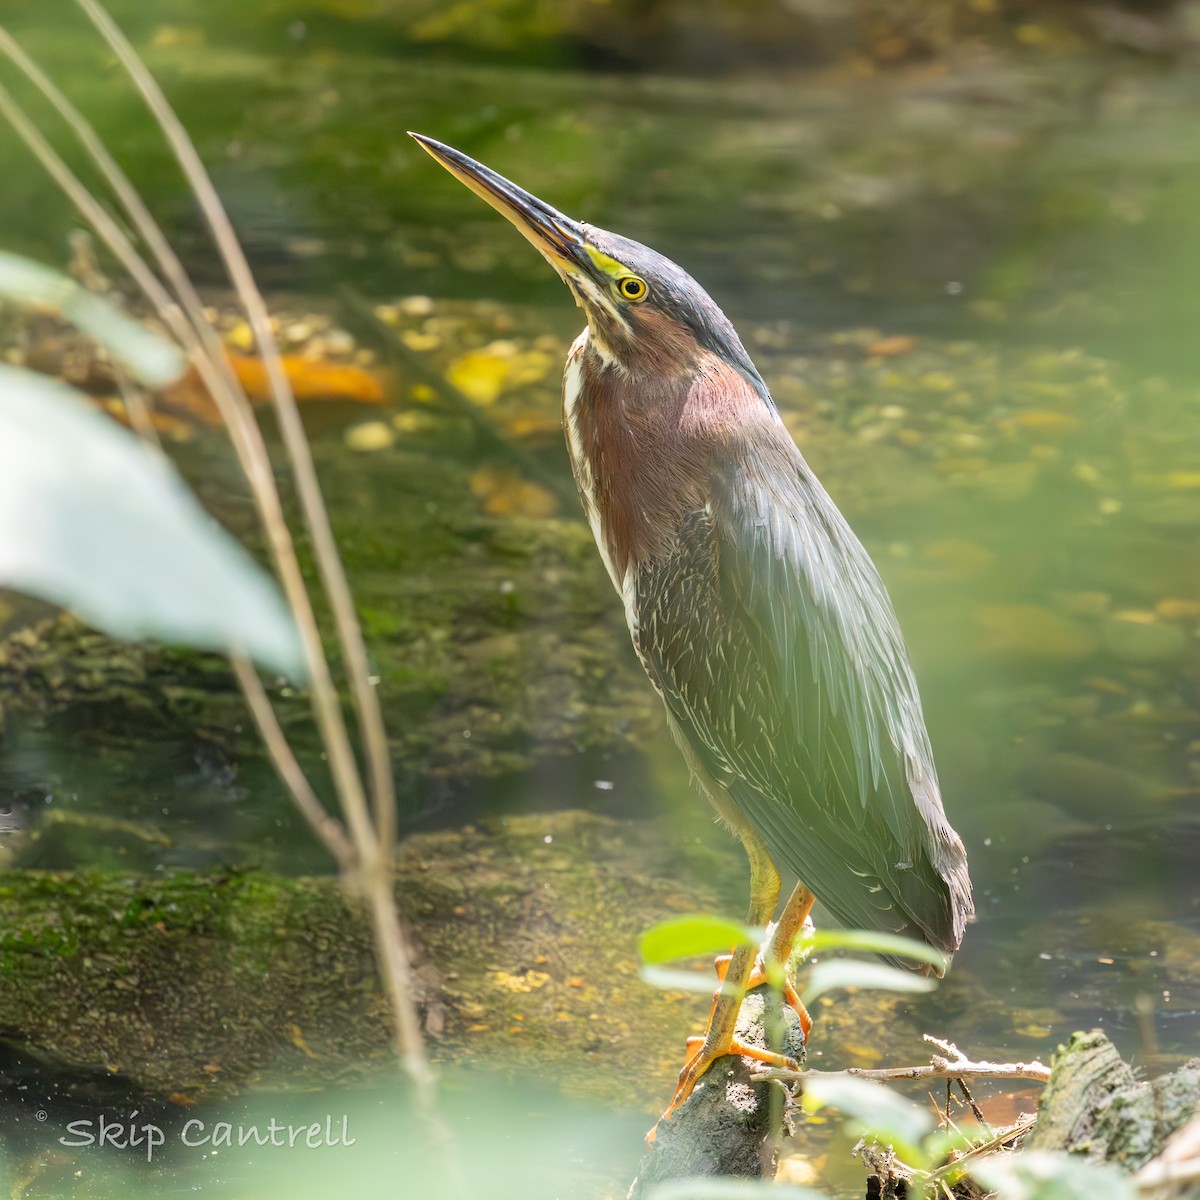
[409,133,588,280]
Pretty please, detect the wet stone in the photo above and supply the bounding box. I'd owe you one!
[1137,494,1200,528]
[1102,616,1190,666]
[972,604,1099,664]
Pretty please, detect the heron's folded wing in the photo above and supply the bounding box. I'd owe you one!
[633,438,971,953]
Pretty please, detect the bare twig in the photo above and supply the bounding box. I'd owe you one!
[956,1077,989,1128]
[751,1036,1051,1087]
[1136,1157,1200,1192]
[923,1114,1039,1186]
[753,1061,1051,1084]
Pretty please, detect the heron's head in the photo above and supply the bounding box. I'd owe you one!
[409,133,772,406]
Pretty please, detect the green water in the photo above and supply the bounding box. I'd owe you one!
[1,3,1199,1195]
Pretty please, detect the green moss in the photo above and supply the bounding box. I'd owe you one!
[0,812,952,1107]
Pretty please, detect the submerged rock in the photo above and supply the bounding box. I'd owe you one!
[1102,614,1190,666]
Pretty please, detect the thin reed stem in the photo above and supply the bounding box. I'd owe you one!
[231,655,356,870]
[78,0,396,858]
[0,71,351,866]
[0,10,436,1133]
[0,24,348,858]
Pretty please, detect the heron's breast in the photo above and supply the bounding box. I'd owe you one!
[563,336,716,589]
[562,335,621,591]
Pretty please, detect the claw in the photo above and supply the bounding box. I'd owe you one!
[743,962,812,1040]
[650,884,817,1139]
[658,1036,801,1124]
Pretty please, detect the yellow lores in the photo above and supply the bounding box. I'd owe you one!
[583,243,649,302]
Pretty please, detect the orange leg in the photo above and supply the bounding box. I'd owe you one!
[656,838,816,1127]
[757,882,816,1040]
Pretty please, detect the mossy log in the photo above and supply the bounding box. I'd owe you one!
[628,990,806,1196]
[0,811,748,1106]
[1028,1029,1200,1171]
[623,1026,1198,1197]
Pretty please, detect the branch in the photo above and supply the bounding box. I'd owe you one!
[1133,1113,1200,1194]
[749,1035,1051,1087]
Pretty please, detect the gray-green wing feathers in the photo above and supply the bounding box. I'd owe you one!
[633,436,973,958]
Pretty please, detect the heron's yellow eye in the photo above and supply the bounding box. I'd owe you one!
[616,275,648,302]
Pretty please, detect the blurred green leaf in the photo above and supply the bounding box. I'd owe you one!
[0,366,305,678]
[0,251,185,387]
[802,959,936,1004]
[638,914,761,965]
[801,1075,933,1164]
[800,928,948,973]
[650,1179,830,1199]
[638,964,721,994]
[971,1150,1137,1200]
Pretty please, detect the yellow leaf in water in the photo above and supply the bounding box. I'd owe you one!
[1112,609,1159,625]
[508,483,559,519]
[507,413,562,440]
[839,1041,883,1067]
[974,604,1098,662]
[1013,409,1081,435]
[230,354,386,403]
[919,371,956,392]
[401,330,441,353]
[469,467,559,519]
[1014,1023,1054,1039]
[344,421,394,452]
[392,411,441,435]
[447,349,512,405]
[1157,598,1200,620]
[152,25,205,46]
[288,1024,318,1059]
[226,320,254,352]
[506,349,556,388]
[488,969,551,993]
[865,334,915,358]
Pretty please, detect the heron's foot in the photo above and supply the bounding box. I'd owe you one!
[646,938,810,1141]
[652,1034,799,1130]
[713,952,813,1042]
[744,963,813,1041]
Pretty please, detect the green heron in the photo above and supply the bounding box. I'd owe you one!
[411,133,974,1120]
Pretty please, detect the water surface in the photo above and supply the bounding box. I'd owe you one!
[1,4,1199,1194]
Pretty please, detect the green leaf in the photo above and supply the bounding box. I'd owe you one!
[802,959,936,1004]
[0,251,185,387]
[650,1179,830,1199]
[0,366,305,678]
[638,914,761,966]
[799,928,948,973]
[801,1075,933,1165]
[638,965,722,995]
[971,1151,1137,1200]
